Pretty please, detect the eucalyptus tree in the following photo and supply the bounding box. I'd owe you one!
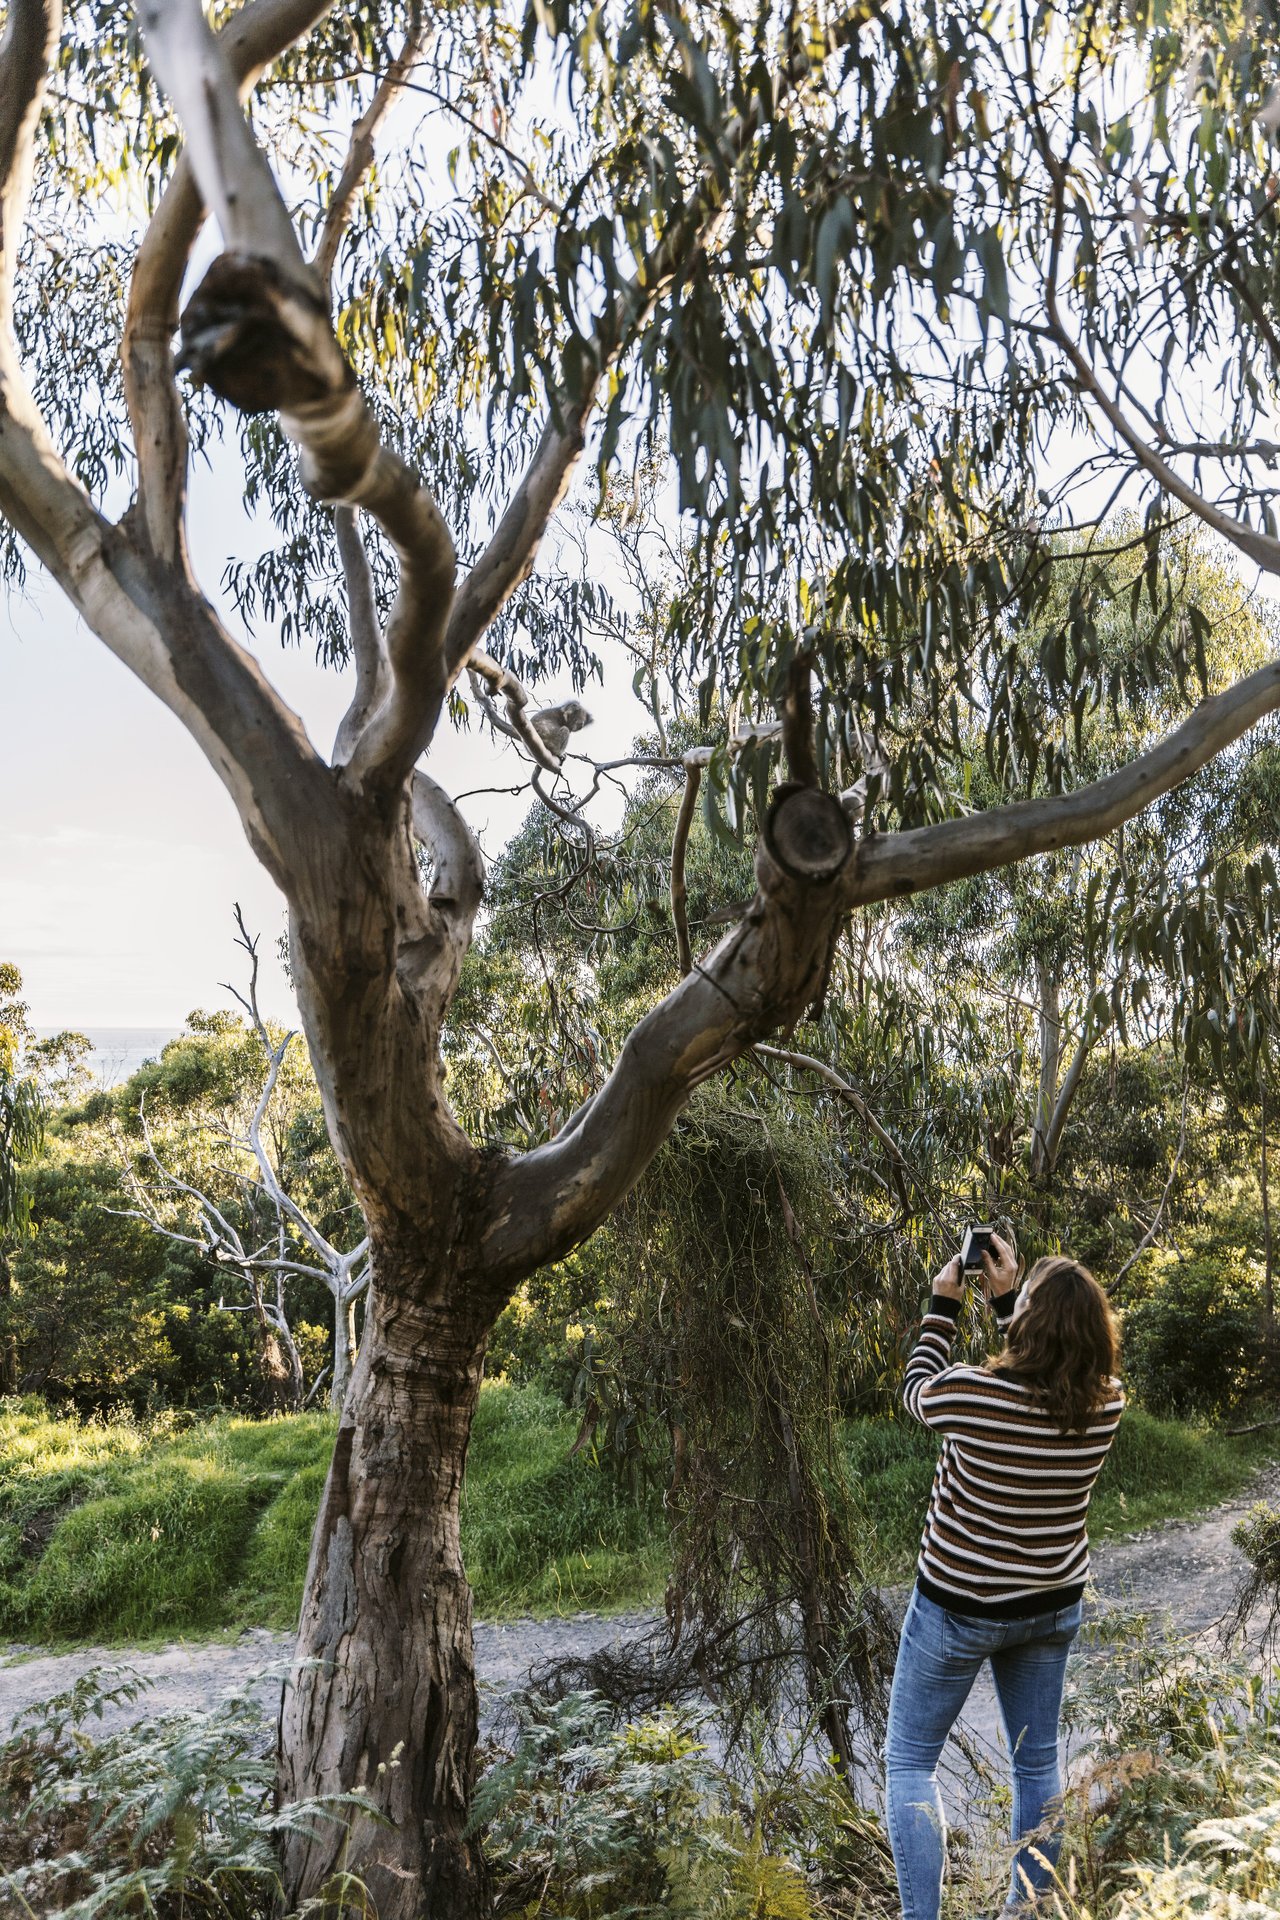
[896,529,1280,1187]
[9,3,1280,1915]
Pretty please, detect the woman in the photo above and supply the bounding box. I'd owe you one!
[883,1235,1123,1919]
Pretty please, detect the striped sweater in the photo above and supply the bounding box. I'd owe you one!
[902,1290,1124,1620]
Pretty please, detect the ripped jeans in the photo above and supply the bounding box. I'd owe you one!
[883,1584,1082,1920]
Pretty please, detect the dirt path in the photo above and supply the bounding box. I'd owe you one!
[3,1464,1276,1758]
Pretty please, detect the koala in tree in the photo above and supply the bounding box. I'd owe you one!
[528,699,593,760]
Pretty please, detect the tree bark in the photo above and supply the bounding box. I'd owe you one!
[278,1245,491,1920]
[1263,1081,1274,1330]
[1029,959,1061,1182]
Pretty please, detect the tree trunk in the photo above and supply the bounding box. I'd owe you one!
[278,1244,491,1920]
[330,1289,359,1411]
[1029,958,1061,1182]
[1263,1081,1274,1330]
[255,1321,302,1413]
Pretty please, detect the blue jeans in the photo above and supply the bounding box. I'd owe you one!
[883,1586,1083,1919]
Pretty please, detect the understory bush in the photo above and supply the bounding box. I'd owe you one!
[1048,1605,1280,1919]
[474,1691,897,1919]
[0,1667,372,1918]
[1121,1253,1268,1418]
[7,1629,1280,1920]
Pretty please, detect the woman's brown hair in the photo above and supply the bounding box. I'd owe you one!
[990,1255,1120,1433]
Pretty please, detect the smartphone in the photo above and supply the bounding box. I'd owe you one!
[959,1223,997,1272]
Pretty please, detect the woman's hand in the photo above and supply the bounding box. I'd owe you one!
[931,1255,964,1301]
[980,1232,1019,1301]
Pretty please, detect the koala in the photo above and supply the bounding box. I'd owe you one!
[528,699,593,760]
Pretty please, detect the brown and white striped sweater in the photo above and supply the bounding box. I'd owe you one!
[903,1291,1124,1620]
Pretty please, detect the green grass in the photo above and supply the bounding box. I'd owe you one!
[0,1391,1274,1646]
[463,1385,666,1617]
[0,1401,336,1640]
[0,1385,666,1644]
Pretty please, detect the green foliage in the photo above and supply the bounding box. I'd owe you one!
[1122,1255,1267,1420]
[3,1011,362,1413]
[841,1407,1273,1578]
[3,1155,239,1411]
[463,1384,666,1618]
[0,1666,373,1918]
[1056,1610,1280,1918]
[474,1693,823,1920]
[0,1409,334,1642]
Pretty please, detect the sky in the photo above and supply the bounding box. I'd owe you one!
[0,448,651,1031]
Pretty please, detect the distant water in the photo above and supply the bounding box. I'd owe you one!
[35,1026,179,1086]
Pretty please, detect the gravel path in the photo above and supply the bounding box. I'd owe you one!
[3,1462,1276,1790]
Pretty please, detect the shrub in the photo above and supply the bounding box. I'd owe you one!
[0,1666,372,1918]
[474,1691,828,1919]
[1121,1256,1263,1418]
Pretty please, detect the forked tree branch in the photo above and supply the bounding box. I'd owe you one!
[484,657,1280,1281]
[139,0,456,797]
[480,786,853,1282]
[124,0,336,561]
[0,1,174,691]
[0,0,331,885]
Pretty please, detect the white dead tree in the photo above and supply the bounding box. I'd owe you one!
[6,3,1280,1913]
[120,910,370,1412]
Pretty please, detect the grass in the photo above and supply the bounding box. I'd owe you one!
[0,1391,1274,1646]
[0,1385,666,1644]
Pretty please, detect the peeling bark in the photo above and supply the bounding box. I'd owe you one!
[278,1255,491,1919]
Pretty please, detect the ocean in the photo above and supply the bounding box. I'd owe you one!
[35,1027,180,1086]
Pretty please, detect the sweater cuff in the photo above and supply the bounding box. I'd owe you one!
[928,1293,963,1321]
[992,1287,1018,1322]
